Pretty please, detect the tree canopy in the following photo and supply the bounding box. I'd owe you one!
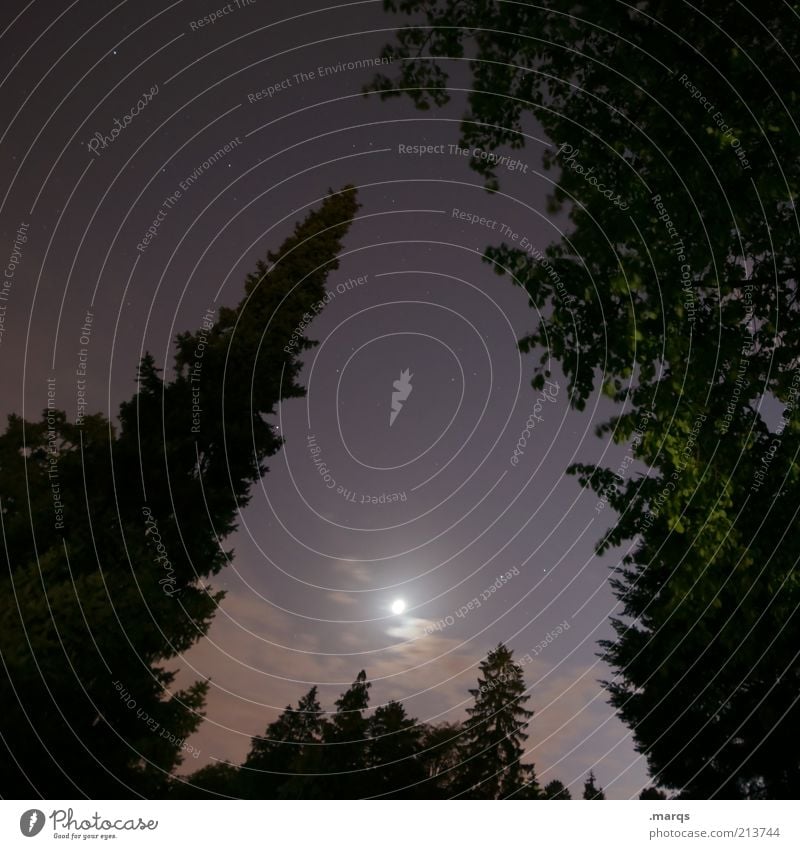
[370,0,800,798]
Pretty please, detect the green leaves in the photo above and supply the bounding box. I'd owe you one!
[372,0,800,797]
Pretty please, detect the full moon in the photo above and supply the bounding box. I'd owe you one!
[390,599,406,615]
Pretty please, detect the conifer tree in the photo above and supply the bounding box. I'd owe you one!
[367,700,425,798]
[0,188,360,797]
[241,686,324,798]
[457,643,538,798]
[543,779,572,800]
[319,670,372,798]
[583,771,606,800]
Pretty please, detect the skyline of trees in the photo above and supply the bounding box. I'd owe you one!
[175,642,630,800]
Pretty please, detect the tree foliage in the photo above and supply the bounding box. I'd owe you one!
[640,786,668,800]
[370,0,800,798]
[0,188,360,797]
[543,779,572,800]
[366,699,426,797]
[457,643,538,798]
[240,686,325,799]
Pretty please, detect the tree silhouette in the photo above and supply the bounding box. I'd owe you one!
[170,763,240,799]
[241,686,325,799]
[179,660,578,799]
[457,643,538,798]
[318,670,372,798]
[366,700,426,797]
[543,779,572,800]
[371,0,800,798]
[640,786,668,800]
[583,771,606,800]
[417,721,464,797]
[0,188,360,797]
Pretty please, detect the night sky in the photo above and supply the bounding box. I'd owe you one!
[2,0,651,796]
